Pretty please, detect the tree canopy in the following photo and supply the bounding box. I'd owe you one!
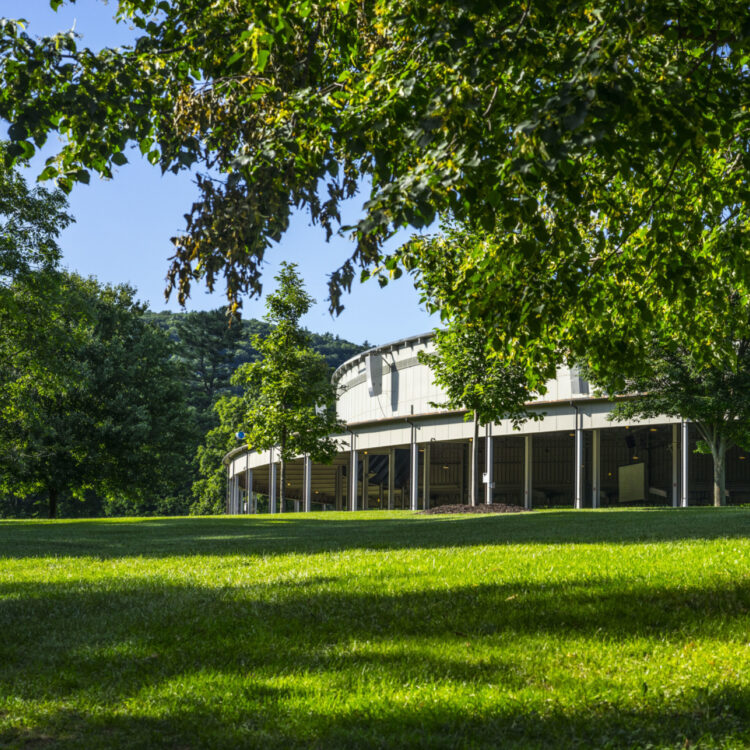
[1,2,746,354]
[0,271,195,517]
[420,323,540,429]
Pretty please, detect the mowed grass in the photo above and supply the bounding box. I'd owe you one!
[2,510,750,749]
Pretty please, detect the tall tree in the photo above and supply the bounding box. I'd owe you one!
[420,322,541,505]
[0,272,194,517]
[0,144,71,375]
[174,308,242,419]
[0,2,746,384]
[233,262,340,511]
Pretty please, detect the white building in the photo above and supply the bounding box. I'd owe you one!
[224,333,749,513]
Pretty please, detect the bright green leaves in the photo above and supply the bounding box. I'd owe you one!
[420,321,545,429]
[0,0,748,356]
[233,262,341,481]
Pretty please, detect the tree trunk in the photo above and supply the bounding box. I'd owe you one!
[470,413,479,507]
[279,429,287,512]
[712,437,727,507]
[48,487,58,519]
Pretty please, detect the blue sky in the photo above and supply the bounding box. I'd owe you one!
[3,1,438,345]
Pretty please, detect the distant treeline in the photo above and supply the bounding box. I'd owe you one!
[145,309,367,428]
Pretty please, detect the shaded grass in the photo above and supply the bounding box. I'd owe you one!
[1,509,750,748]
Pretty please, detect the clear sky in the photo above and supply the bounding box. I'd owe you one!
[2,1,438,345]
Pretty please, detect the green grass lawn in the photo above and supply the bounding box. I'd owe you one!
[2,509,750,749]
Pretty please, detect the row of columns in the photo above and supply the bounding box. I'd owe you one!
[227,420,693,514]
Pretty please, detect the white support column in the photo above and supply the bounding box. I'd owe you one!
[484,424,494,505]
[247,469,254,514]
[410,425,419,511]
[349,434,358,511]
[269,448,277,514]
[423,443,431,510]
[459,443,465,505]
[225,465,231,514]
[387,448,395,510]
[574,410,584,509]
[681,420,689,508]
[672,423,679,508]
[362,453,370,510]
[524,434,533,510]
[591,429,600,509]
[251,469,255,513]
[233,475,240,515]
[335,465,343,510]
[470,434,478,506]
[303,455,312,513]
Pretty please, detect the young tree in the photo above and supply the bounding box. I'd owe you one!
[599,331,750,508]
[420,322,541,505]
[0,272,194,517]
[232,262,341,511]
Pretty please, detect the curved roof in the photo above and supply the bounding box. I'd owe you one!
[332,331,435,382]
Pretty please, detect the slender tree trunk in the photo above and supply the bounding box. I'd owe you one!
[279,429,287,512]
[470,412,479,507]
[48,487,58,519]
[712,436,727,507]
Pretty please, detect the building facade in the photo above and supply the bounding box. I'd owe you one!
[224,333,750,513]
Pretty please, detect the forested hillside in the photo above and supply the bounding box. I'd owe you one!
[145,310,366,429]
[146,311,366,370]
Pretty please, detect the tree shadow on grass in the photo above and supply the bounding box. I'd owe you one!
[4,690,749,750]
[1,574,750,748]
[2,508,750,560]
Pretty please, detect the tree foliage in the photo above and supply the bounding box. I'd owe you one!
[233,262,341,509]
[421,322,541,430]
[1,1,747,352]
[172,308,242,432]
[0,144,70,285]
[593,292,750,508]
[0,271,195,517]
[190,394,245,515]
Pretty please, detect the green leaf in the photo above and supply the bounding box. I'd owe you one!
[256,49,271,72]
[227,50,246,67]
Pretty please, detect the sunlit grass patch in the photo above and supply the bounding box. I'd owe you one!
[1,509,750,748]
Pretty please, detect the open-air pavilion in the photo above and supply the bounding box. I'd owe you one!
[224,333,750,513]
